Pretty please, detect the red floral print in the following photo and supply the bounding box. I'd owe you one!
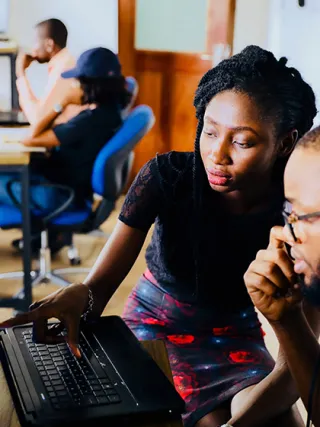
[174,372,195,400]
[171,360,199,404]
[213,326,236,336]
[229,351,258,364]
[167,335,195,345]
[142,318,165,326]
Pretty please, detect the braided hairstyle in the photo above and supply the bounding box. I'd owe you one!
[192,45,317,300]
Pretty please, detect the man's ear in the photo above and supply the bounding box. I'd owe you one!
[45,38,54,54]
[278,129,298,157]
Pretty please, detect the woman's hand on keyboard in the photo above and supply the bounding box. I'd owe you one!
[0,283,90,358]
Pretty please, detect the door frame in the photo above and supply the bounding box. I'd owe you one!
[118,0,236,78]
[118,0,236,178]
[118,0,136,77]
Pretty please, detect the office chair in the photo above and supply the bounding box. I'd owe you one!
[0,105,155,294]
[123,76,139,118]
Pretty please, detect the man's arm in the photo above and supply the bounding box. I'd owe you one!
[22,104,63,148]
[16,53,39,124]
[16,52,79,126]
[23,85,84,148]
[272,308,320,426]
[240,225,320,426]
[228,302,320,426]
[23,129,60,149]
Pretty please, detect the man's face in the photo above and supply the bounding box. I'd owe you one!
[284,147,320,305]
[32,25,52,63]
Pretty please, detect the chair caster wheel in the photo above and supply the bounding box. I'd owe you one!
[67,246,81,266]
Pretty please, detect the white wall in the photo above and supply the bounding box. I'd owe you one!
[0,0,118,110]
[135,0,208,53]
[233,0,270,54]
[233,0,320,127]
[268,0,320,127]
[136,0,270,55]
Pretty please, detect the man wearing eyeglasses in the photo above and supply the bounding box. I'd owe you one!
[244,125,320,427]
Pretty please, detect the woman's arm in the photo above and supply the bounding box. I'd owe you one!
[0,221,148,356]
[0,158,160,356]
[84,220,148,315]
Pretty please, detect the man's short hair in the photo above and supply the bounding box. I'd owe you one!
[296,125,320,151]
[36,18,68,49]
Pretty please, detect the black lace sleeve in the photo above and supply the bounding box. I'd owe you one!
[119,157,163,232]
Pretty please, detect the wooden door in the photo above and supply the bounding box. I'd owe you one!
[119,0,236,176]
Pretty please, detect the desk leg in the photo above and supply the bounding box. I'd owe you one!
[10,53,19,110]
[21,165,32,311]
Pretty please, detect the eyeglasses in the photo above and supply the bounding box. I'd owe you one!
[282,202,320,242]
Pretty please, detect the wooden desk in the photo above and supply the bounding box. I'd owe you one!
[0,340,183,427]
[0,152,30,165]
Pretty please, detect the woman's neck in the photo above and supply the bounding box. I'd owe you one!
[218,179,279,215]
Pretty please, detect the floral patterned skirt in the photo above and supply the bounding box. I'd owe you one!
[122,270,275,427]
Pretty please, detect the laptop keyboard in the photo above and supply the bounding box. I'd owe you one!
[22,330,122,410]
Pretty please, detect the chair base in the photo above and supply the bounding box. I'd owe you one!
[0,230,91,298]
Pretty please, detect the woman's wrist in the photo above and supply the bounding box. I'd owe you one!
[81,286,94,321]
[83,283,107,318]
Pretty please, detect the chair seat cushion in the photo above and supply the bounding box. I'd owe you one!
[0,204,22,227]
[0,203,92,228]
[51,208,92,226]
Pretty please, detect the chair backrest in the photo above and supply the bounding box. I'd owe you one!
[92,105,155,200]
[122,76,139,118]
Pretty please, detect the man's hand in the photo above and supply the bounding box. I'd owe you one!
[244,226,303,322]
[16,52,34,78]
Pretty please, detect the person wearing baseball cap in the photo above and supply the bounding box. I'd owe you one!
[61,46,122,79]
[10,47,131,254]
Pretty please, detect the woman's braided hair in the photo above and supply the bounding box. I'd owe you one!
[191,45,317,301]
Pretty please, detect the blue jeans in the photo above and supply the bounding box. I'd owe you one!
[0,173,70,213]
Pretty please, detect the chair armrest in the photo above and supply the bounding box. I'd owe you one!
[6,179,75,224]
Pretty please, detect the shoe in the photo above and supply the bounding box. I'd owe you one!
[50,231,72,256]
[12,236,41,256]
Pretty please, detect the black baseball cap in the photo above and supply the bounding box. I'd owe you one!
[61,47,122,79]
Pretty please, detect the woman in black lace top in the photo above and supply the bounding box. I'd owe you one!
[2,46,317,426]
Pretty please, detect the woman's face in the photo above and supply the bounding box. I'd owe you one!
[200,90,281,193]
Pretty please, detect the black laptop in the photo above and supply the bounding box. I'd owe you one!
[0,111,29,126]
[0,316,185,427]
